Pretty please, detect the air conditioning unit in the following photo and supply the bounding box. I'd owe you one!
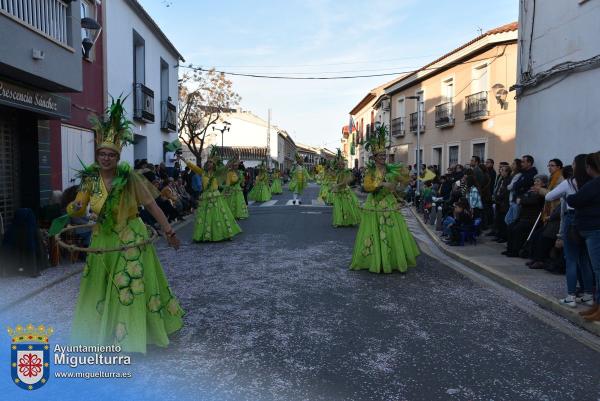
[382,99,391,111]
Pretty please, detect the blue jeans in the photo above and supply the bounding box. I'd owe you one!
[442,216,455,236]
[562,213,594,295]
[580,228,600,303]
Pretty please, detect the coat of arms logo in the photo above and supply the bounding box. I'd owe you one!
[7,323,53,390]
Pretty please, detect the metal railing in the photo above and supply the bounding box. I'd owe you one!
[160,100,176,131]
[0,0,70,46]
[465,91,489,120]
[134,83,155,123]
[435,101,454,127]
[409,112,425,133]
[391,117,405,137]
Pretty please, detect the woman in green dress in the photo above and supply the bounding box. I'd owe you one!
[331,152,361,227]
[350,125,420,273]
[62,98,184,353]
[181,149,242,242]
[270,168,283,194]
[223,156,249,219]
[318,163,332,205]
[289,153,308,205]
[248,163,272,202]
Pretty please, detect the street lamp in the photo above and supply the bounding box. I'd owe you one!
[212,121,231,151]
[81,17,102,60]
[406,95,422,195]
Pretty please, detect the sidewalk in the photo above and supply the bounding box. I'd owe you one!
[408,207,600,337]
[0,218,194,312]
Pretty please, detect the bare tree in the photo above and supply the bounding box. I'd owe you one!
[178,68,241,163]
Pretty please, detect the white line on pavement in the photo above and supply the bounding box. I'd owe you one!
[260,200,278,207]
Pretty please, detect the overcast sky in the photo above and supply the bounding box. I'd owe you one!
[139,0,517,149]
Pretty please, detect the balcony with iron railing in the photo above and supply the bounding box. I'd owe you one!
[134,83,155,123]
[435,101,454,128]
[161,100,176,131]
[0,0,70,46]
[465,91,489,121]
[391,117,405,137]
[409,112,425,133]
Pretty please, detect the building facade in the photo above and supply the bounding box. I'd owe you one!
[277,129,296,173]
[202,109,283,168]
[0,0,84,224]
[296,143,320,172]
[514,0,600,168]
[348,77,403,168]
[104,0,183,166]
[386,23,518,169]
[51,0,105,191]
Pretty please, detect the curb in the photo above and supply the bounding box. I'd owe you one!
[0,218,192,313]
[408,207,600,338]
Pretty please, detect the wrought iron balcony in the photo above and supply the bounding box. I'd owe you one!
[391,117,405,137]
[465,91,489,121]
[134,83,155,123]
[409,112,425,133]
[435,101,454,128]
[160,100,176,131]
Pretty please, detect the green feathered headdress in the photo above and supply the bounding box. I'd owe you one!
[364,124,388,155]
[91,95,134,154]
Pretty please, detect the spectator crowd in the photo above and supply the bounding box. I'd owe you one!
[410,151,600,319]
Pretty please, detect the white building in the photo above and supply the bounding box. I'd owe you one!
[514,0,600,168]
[203,109,283,168]
[103,0,184,165]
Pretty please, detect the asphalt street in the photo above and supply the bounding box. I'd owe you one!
[2,183,600,401]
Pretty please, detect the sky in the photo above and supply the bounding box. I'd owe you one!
[138,0,518,149]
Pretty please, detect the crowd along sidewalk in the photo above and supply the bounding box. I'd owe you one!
[0,218,194,312]
[408,207,600,337]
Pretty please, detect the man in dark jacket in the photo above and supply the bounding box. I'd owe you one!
[504,174,547,257]
[470,156,491,228]
[513,155,538,197]
[567,151,600,320]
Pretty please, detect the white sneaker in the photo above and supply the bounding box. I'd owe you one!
[559,295,577,308]
[576,293,594,306]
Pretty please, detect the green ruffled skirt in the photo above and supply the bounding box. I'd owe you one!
[193,190,242,241]
[318,182,332,205]
[350,192,420,273]
[71,217,184,353]
[271,178,283,194]
[332,187,361,227]
[223,185,248,219]
[289,174,307,194]
[249,181,272,202]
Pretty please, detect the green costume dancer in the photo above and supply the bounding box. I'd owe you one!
[270,168,283,194]
[350,125,420,273]
[222,156,249,219]
[58,98,184,353]
[248,163,272,202]
[289,153,308,205]
[331,151,361,227]
[183,148,242,242]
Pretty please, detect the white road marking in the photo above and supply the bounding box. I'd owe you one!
[260,200,278,207]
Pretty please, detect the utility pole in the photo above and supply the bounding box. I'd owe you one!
[406,95,422,195]
[266,108,271,168]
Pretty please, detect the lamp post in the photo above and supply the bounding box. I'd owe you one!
[81,17,102,60]
[406,95,422,195]
[212,121,231,153]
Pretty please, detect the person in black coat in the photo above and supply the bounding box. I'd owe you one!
[503,174,547,257]
[513,155,538,198]
[567,151,600,320]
